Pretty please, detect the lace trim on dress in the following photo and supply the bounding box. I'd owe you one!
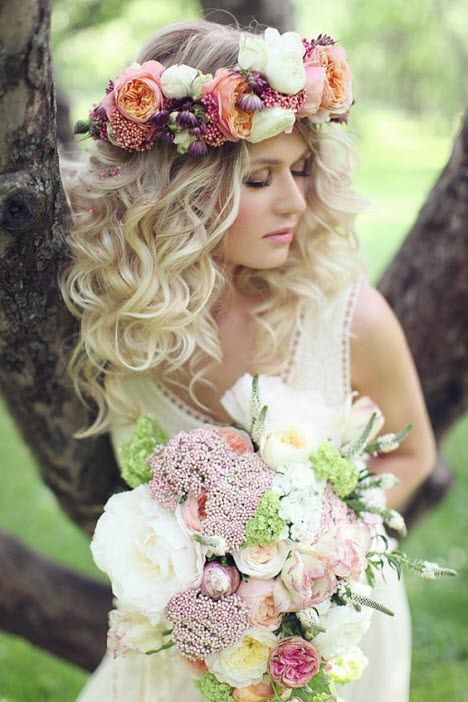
[341,277,361,397]
[153,310,306,424]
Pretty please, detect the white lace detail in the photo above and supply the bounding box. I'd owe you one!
[342,277,361,397]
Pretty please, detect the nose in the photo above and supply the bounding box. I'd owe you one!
[274,171,307,218]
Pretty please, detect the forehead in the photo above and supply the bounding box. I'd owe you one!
[248,129,309,165]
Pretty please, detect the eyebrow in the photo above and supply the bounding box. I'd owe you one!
[250,149,312,166]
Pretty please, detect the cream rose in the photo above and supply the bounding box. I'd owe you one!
[238,34,269,72]
[260,424,318,469]
[247,106,296,143]
[107,605,166,657]
[91,485,205,624]
[313,602,373,658]
[160,64,201,99]
[264,50,306,95]
[233,541,289,579]
[206,628,278,688]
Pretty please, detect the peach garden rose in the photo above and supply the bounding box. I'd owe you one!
[101,60,165,123]
[201,68,253,140]
[308,44,352,121]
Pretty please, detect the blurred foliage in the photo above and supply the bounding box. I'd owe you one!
[51,0,466,125]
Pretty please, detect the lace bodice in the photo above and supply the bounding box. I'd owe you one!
[109,277,361,456]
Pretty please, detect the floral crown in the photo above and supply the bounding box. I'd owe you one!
[75,27,353,156]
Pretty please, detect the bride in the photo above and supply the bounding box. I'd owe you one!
[61,19,436,702]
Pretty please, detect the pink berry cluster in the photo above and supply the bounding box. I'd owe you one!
[166,588,250,660]
[148,428,239,509]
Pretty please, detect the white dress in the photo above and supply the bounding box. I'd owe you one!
[77,278,411,702]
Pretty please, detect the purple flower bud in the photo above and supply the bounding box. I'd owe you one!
[106,80,115,95]
[158,131,174,144]
[236,93,264,113]
[200,561,241,599]
[248,71,269,96]
[189,123,207,138]
[93,105,107,121]
[188,141,208,157]
[149,110,170,128]
[176,111,199,128]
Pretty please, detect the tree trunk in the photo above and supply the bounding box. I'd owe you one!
[0,530,111,670]
[199,0,296,32]
[0,0,123,536]
[378,113,468,440]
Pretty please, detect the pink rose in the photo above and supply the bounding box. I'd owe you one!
[233,682,274,701]
[269,636,321,688]
[180,492,207,533]
[200,561,241,599]
[210,426,254,454]
[312,523,372,579]
[281,551,337,609]
[296,62,326,118]
[237,578,283,629]
[181,656,208,675]
[201,68,253,141]
[101,60,165,123]
[306,44,352,121]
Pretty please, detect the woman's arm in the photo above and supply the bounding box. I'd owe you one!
[350,280,437,511]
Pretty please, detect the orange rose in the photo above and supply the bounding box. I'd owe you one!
[101,60,165,123]
[201,68,253,141]
[308,44,352,119]
[233,682,274,701]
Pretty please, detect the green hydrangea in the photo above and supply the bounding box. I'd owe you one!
[243,491,287,547]
[326,647,368,684]
[194,673,234,702]
[117,413,169,488]
[310,440,359,497]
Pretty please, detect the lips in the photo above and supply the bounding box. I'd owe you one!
[263,228,294,244]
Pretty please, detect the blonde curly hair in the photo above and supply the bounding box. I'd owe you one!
[60,20,368,437]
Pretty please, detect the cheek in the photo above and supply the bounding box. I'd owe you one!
[231,193,261,230]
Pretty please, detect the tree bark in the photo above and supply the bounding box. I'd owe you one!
[199,0,296,32]
[0,530,111,670]
[378,113,468,441]
[0,0,123,536]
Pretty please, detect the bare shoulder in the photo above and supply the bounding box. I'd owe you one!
[349,279,408,393]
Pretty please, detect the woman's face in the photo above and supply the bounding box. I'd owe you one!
[223,129,310,271]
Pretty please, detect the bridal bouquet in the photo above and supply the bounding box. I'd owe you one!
[92,374,455,702]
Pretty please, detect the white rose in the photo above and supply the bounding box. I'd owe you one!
[206,628,277,687]
[160,64,200,99]
[91,485,205,624]
[260,423,317,469]
[107,605,167,657]
[265,50,306,95]
[220,373,287,430]
[233,541,290,579]
[238,34,269,71]
[313,603,373,658]
[335,393,385,447]
[247,107,296,144]
[263,27,305,57]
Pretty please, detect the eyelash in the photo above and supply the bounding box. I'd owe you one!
[245,168,310,189]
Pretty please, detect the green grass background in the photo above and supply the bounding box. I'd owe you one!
[0,107,467,701]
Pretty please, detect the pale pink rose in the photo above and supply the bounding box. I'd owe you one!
[101,60,165,122]
[311,523,372,579]
[237,578,283,629]
[269,636,321,688]
[306,44,352,121]
[233,682,274,701]
[201,68,253,140]
[341,395,385,446]
[215,426,254,454]
[233,542,289,580]
[180,492,207,533]
[296,62,326,118]
[281,551,337,609]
